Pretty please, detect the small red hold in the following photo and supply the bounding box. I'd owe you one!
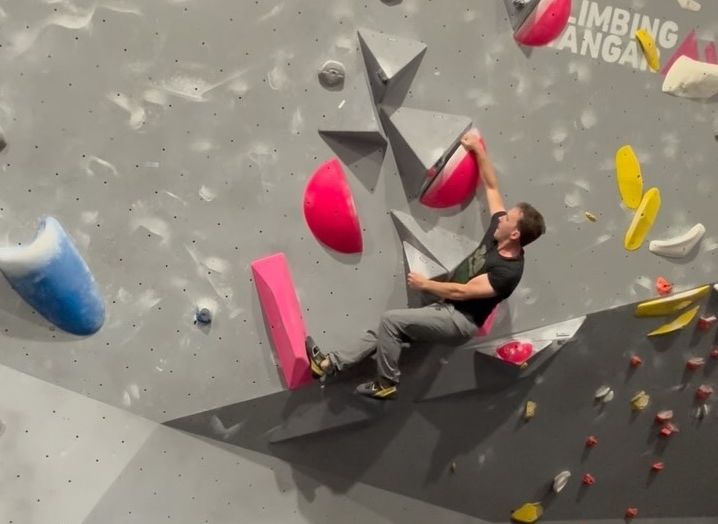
[656,276,673,296]
[582,473,595,485]
[698,315,717,331]
[651,461,665,472]
[655,410,673,424]
[660,422,679,437]
[625,507,639,519]
[711,347,718,360]
[585,435,599,448]
[630,355,643,368]
[696,384,714,401]
[686,357,706,370]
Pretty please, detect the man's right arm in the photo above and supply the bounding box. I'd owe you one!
[461,133,506,216]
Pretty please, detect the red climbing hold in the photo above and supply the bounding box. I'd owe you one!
[420,133,483,209]
[687,357,706,370]
[711,347,718,359]
[696,385,713,401]
[651,462,665,472]
[514,0,572,47]
[582,473,595,485]
[303,158,363,254]
[496,340,534,366]
[630,355,643,368]
[698,315,717,331]
[585,435,599,448]
[660,422,679,438]
[656,276,673,296]
[655,410,673,424]
[625,507,639,519]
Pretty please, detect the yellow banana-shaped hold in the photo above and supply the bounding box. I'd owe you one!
[635,285,711,317]
[511,502,543,523]
[647,305,700,336]
[615,145,643,209]
[625,187,661,251]
[636,29,661,71]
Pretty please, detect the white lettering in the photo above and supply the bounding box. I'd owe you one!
[557,25,578,53]
[587,3,612,32]
[581,29,602,58]
[659,21,679,48]
[618,41,640,68]
[610,8,631,36]
[602,34,623,63]
[577,0,590,26]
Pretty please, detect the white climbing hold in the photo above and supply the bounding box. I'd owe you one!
[595,385,614,402]
[318,60,346,88]
[676,0,701,11]
[553,470,572,493]
[693,404,710,420]
[649,224,705,258]
[663,56,718,99]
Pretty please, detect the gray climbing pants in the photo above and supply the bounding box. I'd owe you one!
[328,302,478,383]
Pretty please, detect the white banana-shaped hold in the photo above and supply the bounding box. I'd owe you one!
[649,223,706,258]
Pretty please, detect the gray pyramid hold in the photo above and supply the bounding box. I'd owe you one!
[380,105,472,199]
[504,0,541,31]
[402,241,447,280]
[268,394,384,443]
[318,75,386,145]
[357,28,427,105]
[390,209,479,274]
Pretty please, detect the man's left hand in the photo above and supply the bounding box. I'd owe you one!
[407,272,428,290]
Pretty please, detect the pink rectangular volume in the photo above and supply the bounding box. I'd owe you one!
[476,305,498,337]
[251,253,312,389]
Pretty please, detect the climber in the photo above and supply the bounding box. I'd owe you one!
[305,132,546,399]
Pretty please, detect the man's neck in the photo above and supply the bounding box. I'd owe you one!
[497,239,522,259]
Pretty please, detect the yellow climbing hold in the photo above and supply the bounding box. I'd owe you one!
[512,502,543,523]
[615,145,643,210]
[625,187,661,251]
[635,285,711,317]
[585,211,598,222]
[636,29,661,71]
[524,400,537,420]
[630,390,650,411]
[648,305,701,336]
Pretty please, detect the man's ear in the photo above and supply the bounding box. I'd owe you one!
[510,229,521,241]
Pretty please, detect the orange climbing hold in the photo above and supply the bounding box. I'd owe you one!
[656,277,673,296]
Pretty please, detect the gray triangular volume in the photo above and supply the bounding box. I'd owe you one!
[318,76,386,145]
[381,105,471,199]
[391,209,479,274]
[503,0,541,31]
[402,241,447,280]
[268,396,383,443]
[358,28,427,105]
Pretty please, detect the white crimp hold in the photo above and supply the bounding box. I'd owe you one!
[663,56,718,99]
[553,470,572,493]
[677,0,701,11]
[649,223,706,258]
[595,385,612,399]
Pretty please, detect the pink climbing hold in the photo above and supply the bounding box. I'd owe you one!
[496,339,534,366]
[704,41,718,65]
[477,305,498,337]
[514,0,572,47]
[251,253,312,390]
[661,30,699,75]
[303,158,363,254]
[420,134,484,209]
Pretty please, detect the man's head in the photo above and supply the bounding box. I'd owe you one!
[494,203,546,247]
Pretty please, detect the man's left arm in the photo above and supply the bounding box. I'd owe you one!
[409,273,497,301]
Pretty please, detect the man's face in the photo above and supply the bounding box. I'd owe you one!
[494,206,523,243]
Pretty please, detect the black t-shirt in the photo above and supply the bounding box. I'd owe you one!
[448,211,524,325]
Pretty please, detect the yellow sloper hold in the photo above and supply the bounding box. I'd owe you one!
[512,502,543,523]
[635,285,711,317]
[648,305,701,336]
[615,146,643,210]
[624,187,661,251]
[636,29,661,71]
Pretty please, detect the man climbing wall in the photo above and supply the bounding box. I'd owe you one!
[305,132,547,399]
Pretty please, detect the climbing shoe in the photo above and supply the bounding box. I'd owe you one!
[355,380,397,400]
[305,336,333,378]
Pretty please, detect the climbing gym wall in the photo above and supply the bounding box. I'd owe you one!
[1,0,717,522]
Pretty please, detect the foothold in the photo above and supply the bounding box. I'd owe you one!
[0,216,105,335]
[655,410,674,423]
[585,435,599,448]
[663,56,718,99]
[710,347,718,359]
[693,404,710,419]
[647,305,700,337]
[615,145,643,210]
[649,224,706,259]
[318,60,346,89]
[450,461,457,473]
[303,158,363,254]
[514,0,572,47]
[635,285,711,317]
[595,385,613,401]
[656,277,673,296]
[552,470,571,493]
[625,187,661,251]
[497,340,535,366]
[195,307,212,325]
[660,422,679,437]
[524,400,537,420]
[686,357,706,370]
[631,391,650,411]
[584,211,598,222]
[582,473,596,486]
[696,384,714,401]
[635,29,661,71]
[630,355,643,368]
[698,315,717,331]
[511,502,543,523]
[651,462,665,472]
[625,507,639,519]
[677,0,701,11]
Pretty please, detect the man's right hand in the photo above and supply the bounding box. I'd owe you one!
[461,132,487,159]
